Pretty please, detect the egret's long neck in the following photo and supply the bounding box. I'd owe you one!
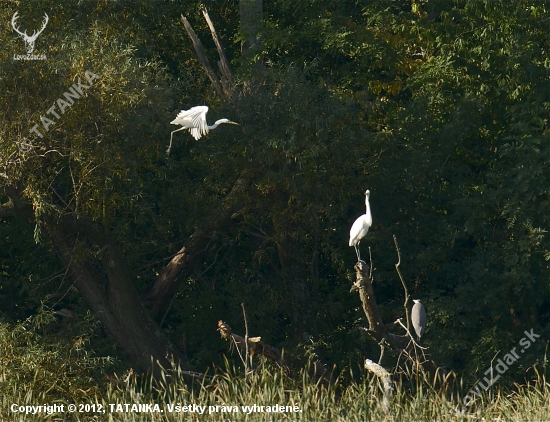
[208,120,225,130]
[365,197,372,223]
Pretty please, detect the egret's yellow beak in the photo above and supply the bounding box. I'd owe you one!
[228,121,239,125]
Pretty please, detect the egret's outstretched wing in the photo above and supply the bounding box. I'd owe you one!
[189,106,209,140]
[171,106,209,140]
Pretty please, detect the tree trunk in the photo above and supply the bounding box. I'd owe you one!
[43,216,187,373]
[3,183,188,373]
[240,0,263,58]
[272,213,312,341]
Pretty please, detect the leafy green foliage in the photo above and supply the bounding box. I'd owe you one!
[0,308,113,410]
[0,0,549,392]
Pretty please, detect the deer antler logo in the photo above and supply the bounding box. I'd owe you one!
[11,12,49,54]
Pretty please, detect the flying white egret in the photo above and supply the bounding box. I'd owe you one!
[411,299,426,339]
[167,105,238,155]
[349,190,372,262]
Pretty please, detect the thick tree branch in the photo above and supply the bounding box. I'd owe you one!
[59,215,109,246]
[351,261,409,349]
[148,230,211,318]
[364,358,394,412]
[217,319,333,386]
[147,178,248,319]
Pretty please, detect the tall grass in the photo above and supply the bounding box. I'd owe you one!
[3,361,550,421]
[1,315,549,421]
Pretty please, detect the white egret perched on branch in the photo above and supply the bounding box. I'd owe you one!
[349,190,372,262]
[167,105,238,155]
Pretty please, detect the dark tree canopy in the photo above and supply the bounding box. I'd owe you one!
[0,0,549,382]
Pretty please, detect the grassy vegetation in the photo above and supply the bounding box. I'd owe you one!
[2,363,550,421]
[1,313,549,421]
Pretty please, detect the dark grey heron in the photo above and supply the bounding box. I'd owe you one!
[411,299,426,339]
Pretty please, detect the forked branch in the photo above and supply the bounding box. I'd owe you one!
[181,7,235,99]
[351,261,409,350]
[180,15,224,97]
[393,235,411,332]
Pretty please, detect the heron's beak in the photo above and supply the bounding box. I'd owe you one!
[228,121,239,125]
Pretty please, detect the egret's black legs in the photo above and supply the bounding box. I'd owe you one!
[354,243,367,264]
[167,127,186,155]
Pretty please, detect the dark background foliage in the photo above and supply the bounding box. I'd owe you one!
[1,0,549,384]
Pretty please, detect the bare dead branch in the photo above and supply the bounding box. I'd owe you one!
[364,358,393,412]
[368,246,373,279]
[378,339,386,365]
[201,7,235,97]
[241,303,251,376]
[180,15,224,97]
[350,245,447,390]
[218,320,283,364]
[393,235,411,332]
[394,318,427,350]
[351,261,409,350]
